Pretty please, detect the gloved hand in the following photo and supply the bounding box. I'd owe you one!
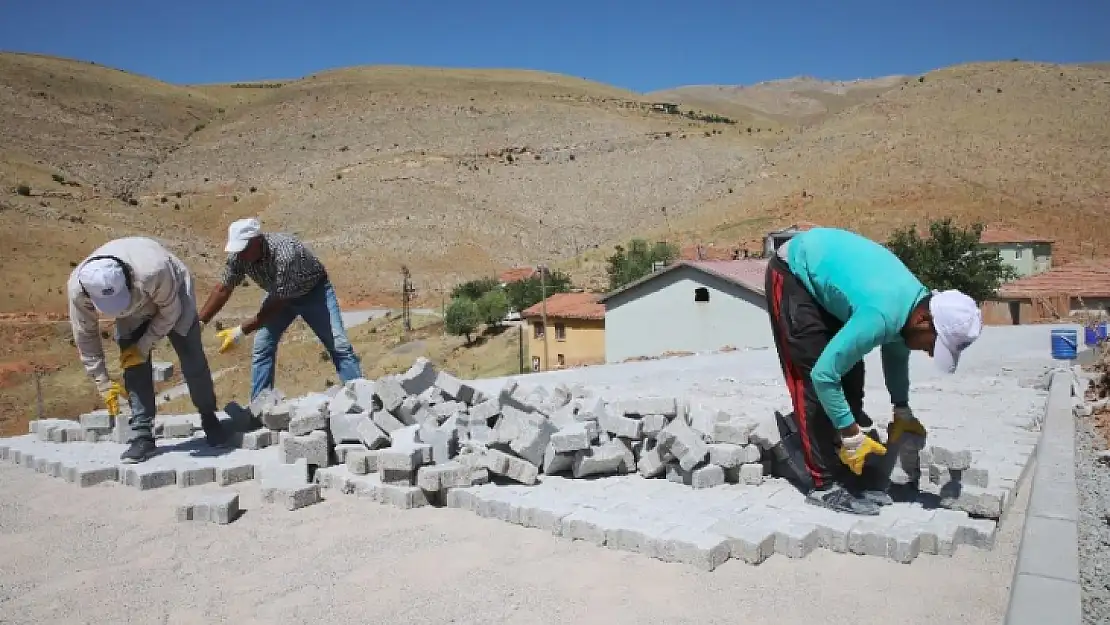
[887,406,927,445]
[216,326,245,353]
[119,345,147,370]
[101,381,124,417]
[838,431,888,476]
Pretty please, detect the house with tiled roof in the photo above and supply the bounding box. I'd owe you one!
[976,225,1054,279]
[984,259,1110,324]
[498,266,537,285]
[598,259,772,363]
[521,292,605,371]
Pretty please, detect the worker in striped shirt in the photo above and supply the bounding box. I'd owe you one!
[198,218,363,401]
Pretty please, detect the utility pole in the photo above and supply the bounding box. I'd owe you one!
[401,265,414,334]
[538,264,550,372]
[518,323,524,374]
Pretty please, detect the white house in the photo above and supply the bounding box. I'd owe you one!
[598,259,772,363]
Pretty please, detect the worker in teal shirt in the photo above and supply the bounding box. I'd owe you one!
[764,227,983,515]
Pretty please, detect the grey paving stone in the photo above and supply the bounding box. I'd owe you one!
[572,442,627,478]
[176,490,240,524]
[550,422,595,453]
[712,419,753,445]
[372,409,405,435]
[280,430,328,467]
[240,428,275,450]
[216,464,255,486]
[260,481,321,510]
[177,465,217,488]
[658,419,709,471]
[120,465,177,490]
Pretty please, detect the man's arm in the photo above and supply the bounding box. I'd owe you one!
[135,262,183,356]
[811,311,888,431]
[68,291,112,392]
[242,295,289,334]
[198,260,243,324]
[880,341,911,407]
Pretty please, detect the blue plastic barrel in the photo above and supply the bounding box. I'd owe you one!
[1051,329,1079,360]
[1084,322,1108,346]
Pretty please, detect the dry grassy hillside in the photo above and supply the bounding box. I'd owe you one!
[649,62,1110,268]
[649,75,907,126]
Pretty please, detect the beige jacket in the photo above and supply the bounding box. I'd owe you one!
[67,237,198,392]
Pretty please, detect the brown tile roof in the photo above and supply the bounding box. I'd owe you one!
[996,260,1110,299]
[598,259,769,303]
[521,292,605,321]
[979,225,1054,245]
[498,267,536,284]
[680,244,754,261]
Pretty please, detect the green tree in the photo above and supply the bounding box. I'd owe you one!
[504,270,573,313]
[444,297,481,344]
[606,238,680,290]
[451,276,501,301]
[476,288,510,327]
[885,218,1018,303]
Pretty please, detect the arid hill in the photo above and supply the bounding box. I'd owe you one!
[1,54,1108,314]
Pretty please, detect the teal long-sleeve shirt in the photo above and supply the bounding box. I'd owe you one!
[783,228,929,429]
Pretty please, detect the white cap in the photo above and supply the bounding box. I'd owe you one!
[929,289,983,374]
[225,218,262,253]
[77,258,131,317]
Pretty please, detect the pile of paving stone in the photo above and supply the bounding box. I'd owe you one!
[237,357,780,508]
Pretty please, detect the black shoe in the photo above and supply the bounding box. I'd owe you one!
[120,436,157,464]
[805,484,881,516]
[860,490,894,506]
[200,413,230,448]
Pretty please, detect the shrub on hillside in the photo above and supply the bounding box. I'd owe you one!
[445,297,481,344]
[51,174,65,184]
[451,277,500,301]
[477,288,510,327]
[16,184,31,196]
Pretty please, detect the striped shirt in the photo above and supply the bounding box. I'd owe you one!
[220,232,326,300]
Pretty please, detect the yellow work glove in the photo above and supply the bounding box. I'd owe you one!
[887,406,927,445]
[216,326,245,354]
[119,345,147,370]
[101,381,124,417]
[837,432,888,476]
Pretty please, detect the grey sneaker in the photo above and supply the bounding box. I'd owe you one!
[805,484,882,516]
[120,436,157,464]
[860,490,894,506]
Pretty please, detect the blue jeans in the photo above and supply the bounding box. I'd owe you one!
[118,318,218,437]
[249,280,362,402]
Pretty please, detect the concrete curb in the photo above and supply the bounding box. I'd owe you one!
[1004,369,1082,625]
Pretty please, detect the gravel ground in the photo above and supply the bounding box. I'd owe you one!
[1076,413,1110,624]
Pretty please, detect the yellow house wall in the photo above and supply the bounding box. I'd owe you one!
[525,317,605,371]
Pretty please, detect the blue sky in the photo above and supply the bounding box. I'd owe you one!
[1,0,1106,92]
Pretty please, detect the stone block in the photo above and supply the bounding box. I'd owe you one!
[687,405,727,439]
[930,446,973,471]
[652,526,731,572]
[355,414,390,449]
[378,481,431,509]
[120,465,177,490]
[738,463,764,486]
[641,414,669,437]
[468,398,501,423]
[510,418,558,467]
[615,396,677,417]
[599,410,643,440]
[61,464,118,487]
[542,443,575,475]
[395,396,423,426]
[709,516,778,564]
[636,441,671,478]
[346,378,378,412]
[372,409,405,435]
[152,361,175,382]
[775,521,822,558]
[160,415,196,439]
[429,418,460,464]
[177,465,216,488]
[260,482,321,510]
[333,443,367,463]
[435,371,481,405]
[657,419,709,470]
[712,419,752,445]
[176,490,240,524]
[667,463,725,489]
[260,400,293,431]
[400,357,438,396]
[572,442,627,478]
[708,443,746,468]
[216,464,255,486]
[416,461,472,492]
[919,480,1007,518]
[464,448,538,485]
[378,445,431,472]
[80,411,113,431]
[240,428,275,450]
[345,449,378,475]
[328,387,359,418]
[288,408,328,437]
[280,430,329,467]
[381,468,416,485]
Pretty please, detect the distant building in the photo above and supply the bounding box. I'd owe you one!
[498,267,537,285]
[599,259,771,363]
[651,102,680,114]
[984,260,1110,325]
[977,226,1053,280]
[763,222,820,257]
[521,293,605,371]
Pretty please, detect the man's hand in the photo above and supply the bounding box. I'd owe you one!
[216,326,245,353]
[887,406,927,445]
[838,431,888,476]
[119,345,147,370]
[101,381,125,417]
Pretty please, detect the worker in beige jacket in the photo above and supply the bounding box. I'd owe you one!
[67,237,227,463]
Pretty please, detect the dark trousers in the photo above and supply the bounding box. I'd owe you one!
[765,255,867,489]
